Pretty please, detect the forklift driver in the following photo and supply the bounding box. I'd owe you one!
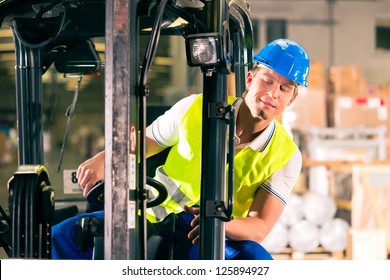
[51,38,311,260]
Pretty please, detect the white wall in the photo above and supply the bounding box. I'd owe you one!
[246,0,390,85]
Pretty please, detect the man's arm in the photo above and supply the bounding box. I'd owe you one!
[187,150,302,244]
[76,94,198,196]
[145,125,166,157]
[77,150,105,196]
[77,124,164,196]
[185,189,285,245]
[225,150,302,243]
[225,188,285,243]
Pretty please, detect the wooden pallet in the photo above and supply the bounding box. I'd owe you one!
[271,247,345,260]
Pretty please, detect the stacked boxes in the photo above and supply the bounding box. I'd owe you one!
[329,65,390,130]
[308,60,327,89]
[330,65,367,96]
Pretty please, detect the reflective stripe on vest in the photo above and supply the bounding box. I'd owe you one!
[147,167,193,222]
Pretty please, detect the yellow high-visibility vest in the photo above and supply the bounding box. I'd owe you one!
[147,94,297,222]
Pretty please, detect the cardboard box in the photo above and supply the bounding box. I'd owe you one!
[308,60,326,89]
[283,88,327,129]
[333,95,388,128]
[330,65,367,95]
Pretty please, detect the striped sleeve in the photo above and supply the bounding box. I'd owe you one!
[151,94,199,147]
[260,149,302,204]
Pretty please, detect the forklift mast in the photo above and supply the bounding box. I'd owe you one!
[0,0,254,260]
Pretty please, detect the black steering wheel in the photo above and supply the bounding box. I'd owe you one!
[86,177,168,210]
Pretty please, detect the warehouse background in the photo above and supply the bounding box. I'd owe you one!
[247,0,390,260]
[248,0,390,85]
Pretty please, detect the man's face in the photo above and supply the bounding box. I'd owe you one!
[244,67,297,121]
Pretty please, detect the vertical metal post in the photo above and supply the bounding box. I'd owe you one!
[104,0,139,260]
[13,35,44,165]
[229,0,254,96]
[199,0,229,260]
[232,32,244,95]
[199,73,228,260]
[130,2,141,260]
[12,33,51,259]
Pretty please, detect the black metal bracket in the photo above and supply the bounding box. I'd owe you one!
[205,200,230,222]
[208,102,231,124]
[207,101,235,222]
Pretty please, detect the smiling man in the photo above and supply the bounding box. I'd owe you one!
[52,38,310,260]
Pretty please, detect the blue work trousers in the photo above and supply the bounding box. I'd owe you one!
[51,210,273,260]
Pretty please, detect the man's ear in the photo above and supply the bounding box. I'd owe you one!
[246,71,253,88]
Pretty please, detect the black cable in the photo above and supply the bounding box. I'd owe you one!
[139,0,169,87]
[57,76,83,172]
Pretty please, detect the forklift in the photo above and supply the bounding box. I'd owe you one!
[0,0,254,260]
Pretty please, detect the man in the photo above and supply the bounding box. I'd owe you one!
[52,38,310,260]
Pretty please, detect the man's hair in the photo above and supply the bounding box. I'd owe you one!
[250,65,261,76]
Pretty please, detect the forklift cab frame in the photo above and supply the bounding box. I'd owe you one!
[0,0,254,260]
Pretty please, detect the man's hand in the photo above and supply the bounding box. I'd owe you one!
[76,151,105,196]
[183,205,200,244]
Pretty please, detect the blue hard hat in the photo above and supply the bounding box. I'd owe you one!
[253,39,310,87]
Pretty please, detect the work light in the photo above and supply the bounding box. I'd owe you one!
[185,33,222,67]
